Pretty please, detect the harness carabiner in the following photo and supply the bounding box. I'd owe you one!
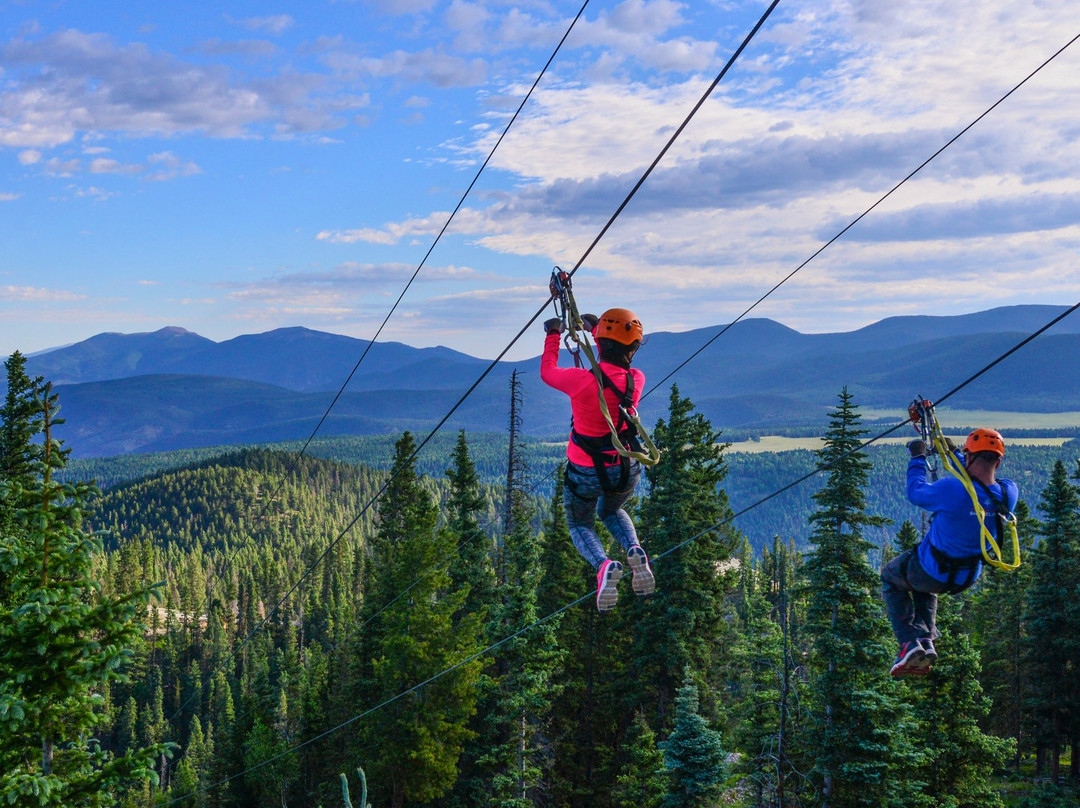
[548,267,660,467]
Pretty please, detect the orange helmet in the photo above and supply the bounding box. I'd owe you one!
[963,428,1005,457]
[593,308,643,346]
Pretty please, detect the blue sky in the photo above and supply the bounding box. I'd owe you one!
[2,0,1078,360]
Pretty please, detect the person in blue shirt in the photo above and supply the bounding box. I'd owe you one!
[881,428,1019,675]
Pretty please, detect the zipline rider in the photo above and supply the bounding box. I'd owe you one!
[882,428,1019,675]
[541,308,656,612]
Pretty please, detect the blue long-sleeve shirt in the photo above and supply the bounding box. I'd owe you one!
[907,455,1018,586]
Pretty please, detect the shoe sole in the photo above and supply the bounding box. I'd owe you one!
[627,548,655,596]
[890,645,926,676]
[597,561,623,612]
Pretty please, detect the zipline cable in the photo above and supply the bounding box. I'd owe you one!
[563,0,780,280]
[259,0,595,488]
[644,30,1080,398]
[340,27,1080,638]
[169,298,1080,805]
[165,0,782,728]
[166,0,593,724]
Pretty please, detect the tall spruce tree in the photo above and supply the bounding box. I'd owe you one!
[0,352,43,556]
[0,382,170,806]
[659,671,727,808]
[632,384,739,725]
[614,711,666,808]
[968,500,1037,769]
[537,469,624,808]
[1022,460,1080,782]
[445,430,496,621]
[353,432,483,808]
[904,595,1012,807]
[758,535,810,806]
[442,431,501,808]
[801,388,912,808]
[483,374,563,807]
[729,540,790,805]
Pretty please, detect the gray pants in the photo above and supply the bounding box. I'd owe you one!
[564,460,641,571]
[881,548,951,644]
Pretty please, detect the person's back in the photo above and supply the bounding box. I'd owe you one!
[907,445,1017,588]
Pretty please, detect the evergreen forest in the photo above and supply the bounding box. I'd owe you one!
[3,351,1080,808]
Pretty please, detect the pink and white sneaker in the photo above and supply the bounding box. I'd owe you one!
[596,559,623,612]
[626,546,655,596]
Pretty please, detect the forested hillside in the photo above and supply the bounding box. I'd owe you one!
[67,433,1079,556]
[6,353,1080,807]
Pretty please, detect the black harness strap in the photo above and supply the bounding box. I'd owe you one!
[927,543,983,594]
[927,479,1014,594]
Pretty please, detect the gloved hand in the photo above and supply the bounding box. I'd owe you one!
[944,436,959,454]
[580,313,598,332]
[907,439,927,458]
[543,318,565,335]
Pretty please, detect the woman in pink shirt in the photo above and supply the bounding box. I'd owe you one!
[541,308,655,612]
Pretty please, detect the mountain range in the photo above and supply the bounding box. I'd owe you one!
[14,304,1080,457]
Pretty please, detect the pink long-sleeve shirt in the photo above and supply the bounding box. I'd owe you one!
[540,332,645,467]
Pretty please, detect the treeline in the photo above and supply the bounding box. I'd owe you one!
[4,350,1080,807]
[64,431,1077,559]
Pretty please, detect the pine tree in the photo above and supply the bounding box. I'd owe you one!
[759,535,810,806]
[659,671,726,808]
[354,432,484,808]
[801,388,912,808]
[445,430,496,621]
[905,595,1012,807]
[1022,460,1080,783]
[0,383,171,807]
[729,541,789,805]
[613,711,666,808]
[968,500,1037,769]
[632,384,739,725]
[482,374,564,808]
[537,469,623,808]
[0,352,43,588]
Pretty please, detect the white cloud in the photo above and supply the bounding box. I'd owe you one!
[73,185,116,200]
[196,38,278,57]
[232,15,295,35]
[89,157,142,175]
[145,151,202,181]
[325,48,487,87]
[365,0,440,16]
[0,28,365,149]
[0,285,84,302]
[17,149,40,164]
[0,192,19,201]
[43,157,80,176]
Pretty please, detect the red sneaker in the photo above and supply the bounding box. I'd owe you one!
[890,641,926,676]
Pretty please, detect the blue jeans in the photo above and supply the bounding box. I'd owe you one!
[563,460,641,571]
[881,548,951,644]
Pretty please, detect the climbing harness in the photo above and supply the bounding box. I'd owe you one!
[549,268,661,482]
[908,397,1021,574]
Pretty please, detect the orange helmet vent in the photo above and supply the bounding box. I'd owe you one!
[963,428,1005,457]
[594,308,643,346]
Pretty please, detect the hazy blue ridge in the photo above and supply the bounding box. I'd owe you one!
[11,304,1080,458]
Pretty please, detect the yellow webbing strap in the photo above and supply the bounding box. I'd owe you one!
[560,291,660,467]
[928,424,1020,571]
